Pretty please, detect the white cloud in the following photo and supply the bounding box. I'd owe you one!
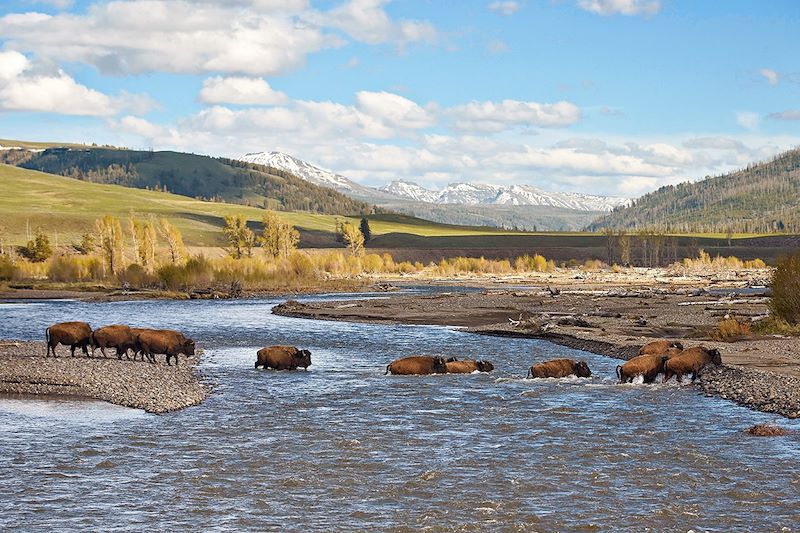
[113,115,165,138]
[324,0,436,46]
[355,91,434,130]
[577,0,661,17]
[486,39,510,54]
[0,1,338,76]
[448,100,581,132]
[487,1,521,16]
[0,50,151,116]
[31,0,75,8]
[759,68,779,86]
[736,111,760,130]
[199,76,288,105]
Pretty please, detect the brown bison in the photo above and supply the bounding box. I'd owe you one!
[385,355,448,375]
[127,327,151,361]
[445,359,495,373]
[137,329,196,366]
[90,325,136,359]
[527,358,592,379]
[638,340,684,356]
[255,346,312,370]
[45,321,92,357]
[663,346,722,383]
[616,354,670,384]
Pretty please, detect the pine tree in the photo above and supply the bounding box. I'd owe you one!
[360,217,371,242]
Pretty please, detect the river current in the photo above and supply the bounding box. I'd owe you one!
[0,290,798,532]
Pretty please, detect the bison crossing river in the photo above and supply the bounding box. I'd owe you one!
[45,322,195,366]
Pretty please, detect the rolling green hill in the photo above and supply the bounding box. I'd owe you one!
[591,147,800,233]
[1,146,373,216]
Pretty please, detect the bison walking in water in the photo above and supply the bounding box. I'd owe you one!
[616,354,670,384]
[255,346,312,370]
[90,325,136,359]
[638,340,683,356]
[445,359,494,373]
[663,346,722,383]
[385,355,448,375]
[137,329,195,366]
[45,322,92,357]
[527,358,591,379]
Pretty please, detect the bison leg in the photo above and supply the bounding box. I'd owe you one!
[676,373,683,383]
[662,370,672,383]
[690,371,698,382]
[70,345,77,357]
[82,344,89,357]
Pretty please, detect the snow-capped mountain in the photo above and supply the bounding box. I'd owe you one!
[380,180,629,212]
[239,151,630,222]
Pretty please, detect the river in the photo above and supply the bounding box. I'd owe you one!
[0,291,798,531]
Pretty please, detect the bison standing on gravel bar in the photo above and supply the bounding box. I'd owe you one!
[255,346,312,370]
[616,354,670,384]
[663,346,722,383]
[445,359,495,373]
[90,325,136,359]
[45,321,92,357]
[137,329,196,366]
[527,358,592,379]
[385,355,448,375]
[638,340,684,356]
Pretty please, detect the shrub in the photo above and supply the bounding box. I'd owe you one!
[119,263,157,288]
[0,255,18,281]
[711,318,752,341]
[770,251,800,325]
[48,255,104,282]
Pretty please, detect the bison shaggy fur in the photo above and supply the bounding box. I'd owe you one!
[45,321,92,357]
[445,359,494,373]
[616,354,669,384]
[663,346,722,383]
[527,358,591,379]
[385,355,448,375]
[638,340,684,356]
[255,346,312,370]
[137,329,196,366]
[90,325,136,359]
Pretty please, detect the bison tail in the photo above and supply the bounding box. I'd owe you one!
[526,368,532,379]
[615,365,622,380]
[384,364,391,375]
[44,327,50,355]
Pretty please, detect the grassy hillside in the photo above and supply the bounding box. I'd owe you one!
[591,147,800,233]
[1,147,373,216]
[0,165,535,248]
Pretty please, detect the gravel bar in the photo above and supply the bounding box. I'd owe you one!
[0,341,210,414]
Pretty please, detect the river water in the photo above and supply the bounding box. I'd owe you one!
[0,291,798,532]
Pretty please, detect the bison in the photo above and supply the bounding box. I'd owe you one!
[90,325,136,359]
[663,346,722,383]
[638,340,684,356]
[137,329,196,366]
[616,354,670,384]
[527,358,592,379]
[45,321,92,357]
[445,359,495,373]
[255,346,312,370]
[385,355,448,375]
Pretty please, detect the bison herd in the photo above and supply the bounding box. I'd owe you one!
[44,321,722,384]
[45,321,195,366]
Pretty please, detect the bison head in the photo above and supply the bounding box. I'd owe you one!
[432,356,448,374]
[476,360,494,372]
[182,339,196,356]
[575,360,592,377]
[446,356,458,362]
[709,348,722,365]
[294,349,312,369]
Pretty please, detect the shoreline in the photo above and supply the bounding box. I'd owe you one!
[272,290,800,419]
[0,341,210,414]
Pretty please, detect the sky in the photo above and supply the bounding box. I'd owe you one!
[0,0,798,198]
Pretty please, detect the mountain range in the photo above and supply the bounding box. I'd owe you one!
[240,151,629,230]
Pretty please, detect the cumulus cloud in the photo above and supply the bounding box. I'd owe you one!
[448,100,581,132]
[736,111,760,130]
[0,50,150,116]
[323,0,436,46]
[487,1,521,16]
[199,76,288,105]
[577,0,661,16]
[759,68,779,86]
[355,91,434,130]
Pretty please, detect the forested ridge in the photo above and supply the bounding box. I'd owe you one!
[590,147,800,233]
[1,147,374,216]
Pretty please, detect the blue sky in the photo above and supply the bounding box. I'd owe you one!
[0,0,798,197]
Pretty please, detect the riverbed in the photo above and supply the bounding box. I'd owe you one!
[1,294,798,531]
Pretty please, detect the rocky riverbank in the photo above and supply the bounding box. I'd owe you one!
[0,341,209,414]
[273,288,800,419]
